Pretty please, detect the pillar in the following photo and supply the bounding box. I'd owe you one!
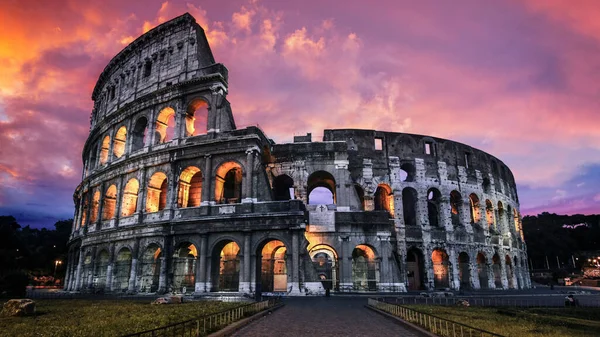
[114,175,125,227]
[340,236,352,291]
[290,230,300,294]
[195,235,208,293]
[201,154,212,206]
[106,244,115,291]
[240,233,251,292]
[128,239,139,293]
[243,149,254,203]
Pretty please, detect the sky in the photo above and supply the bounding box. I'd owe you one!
[0,0,599,228]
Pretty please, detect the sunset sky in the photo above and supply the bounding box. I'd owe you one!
[0,0,599,228]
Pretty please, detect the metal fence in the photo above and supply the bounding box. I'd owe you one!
[379,295,600,308]
[368,298,503,337]
[122,298,279,337]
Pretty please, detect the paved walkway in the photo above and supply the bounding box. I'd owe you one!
[233,297,419,337]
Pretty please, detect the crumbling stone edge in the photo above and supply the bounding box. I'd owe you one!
[365,305,437,337]
[207,302,285,337]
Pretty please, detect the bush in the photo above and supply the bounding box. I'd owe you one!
[0,271,29,297]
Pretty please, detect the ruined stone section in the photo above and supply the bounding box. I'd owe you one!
[66,13,531,296]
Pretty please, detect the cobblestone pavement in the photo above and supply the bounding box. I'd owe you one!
[232,297,419,337]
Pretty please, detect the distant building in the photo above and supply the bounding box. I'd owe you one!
[64,13,531,295]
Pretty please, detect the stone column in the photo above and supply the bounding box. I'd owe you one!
[449,248,460,290]
[137,168,148,217]
[290,230,300,294]
[201,154,212,205]
[469,259,480,290]
[128,239,139,293]
[87,247,97,289]
[195,235,208,293]
[114,175,125,227]
[106,244,115,291]
[500,255,509,289]
[423,247,434,290]
[240,233,251,292]
[340,236,352,291]
[487,261,495,289]
[243,149,255,203]
[96,183,106,230]
[74,248,85,291]
[107,127,115,164]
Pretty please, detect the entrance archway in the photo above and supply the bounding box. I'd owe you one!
[257,240,288,293]
[432,249,450,289]
[172,242,197,293]
[476,252,489,289]
[309,245,339,291]
[352,245,379,291]
[406,248,425,290]
[210,241,241,292]
[93,250,109,290]
[113,248,132,292]
[506,255,515,289]
[458,252,470,289]
[492,253,502,288]
[139,244,161,293]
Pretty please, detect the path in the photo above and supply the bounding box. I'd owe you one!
[233,297,419,337]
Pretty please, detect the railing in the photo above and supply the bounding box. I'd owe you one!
[376,295,600,308]
[122,298,279,337]
[368,298,503,337]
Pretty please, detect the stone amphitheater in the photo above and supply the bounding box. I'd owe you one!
[64,13,531,296]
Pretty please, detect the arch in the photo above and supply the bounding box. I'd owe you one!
[155,107,176,143]
[352,244,379,291]
[178,166,203,208]
[400,163,416,182]
[309,245,339,291]
[79,192,89,228]
[476,252,489,289]
[138,244,162,293]
[432,249,450,289]
[307,171,336,205]
[506,204,513,231]
[427,188,441,227]
[458,252,471,289]
[209,240,241,292]
[185,99,209,136]
[99,135,111,165]
[146,172,168,212]
[89,141,99,171]
[121,178,139,217]
[492,253,502,288]
[257,240,288,292]
[374,184,394,218]
[513,208,520,234]
[485,200,495,230]
[113,247,132,292]
[131,116,148,151]
[90,190,101,223]
[215,161,243,204]
[273,174,294,201]
[505,255,515,289]
[491,160,498,176]
[113,126,127,158]
[402,187,418,226]
[450,190,462,227]
[469,193,481,224]
[482,177,491,193]
[406,248,425,290]
[102,185,118,220]
[172,242,197,293]
[93,250,110,289]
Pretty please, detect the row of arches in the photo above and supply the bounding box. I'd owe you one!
[79,162,243,228]
[406,248,525,290]
[90,101,209,169]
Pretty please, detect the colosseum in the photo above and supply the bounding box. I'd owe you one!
[64,13,531,296]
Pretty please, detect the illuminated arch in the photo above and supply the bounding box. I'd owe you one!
[99,135,111,165]
[185,99,208,136]
[113,126,127,158]
[121,178,139,217]
[102,185,117,220]
[215,161,242,204]
[178,166,202,208]
[374,184,394,218]
[155,107,176,143]
[146,172,168,212]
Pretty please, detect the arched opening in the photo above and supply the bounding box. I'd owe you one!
[131,117,148,152]
[514,256,521,289]
[89,142,98,171]
[138,244,161,293]
[427,188,441,227]
[505,255,515,289]
[432,249,450,289]
[513,209,520,234]
[102,185,117,220]
[82,252,93,289]
[178,166,202,208]
[352,245,379,291]
[482,178,491,193]
[476,253,489,289]
[172,243,197,293]
[113,248,132,292]
[215,162,242,204]
[374,184,394,218]
[458,252,471,289]
[400,163,416,182]
[99,135,111,165]
[469,193,481,224]
[506,205,513,232]
[497,201,505,232]
[354,185,365,211]
[155,107,176,143]
[406,248,425,290]
[485,200,495,230]
[450,191,462,227]
[254,240,287,293]
[492,254,502,288]
[210,241,240,292]
[185,99,208,136]
[272,174,294,201]
[146,172,168,212]
[307,171,336,205]
[491,161,498,176]
[121,178,139,217]
[93,250,109,289]
[79,193,89,228]
[113,126,127,158]
[402,188,418,226]
[310,245,339,291]
[90,190,100,223]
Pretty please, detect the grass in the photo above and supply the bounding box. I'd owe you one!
[406,305,600,337]
[0,299,243,337]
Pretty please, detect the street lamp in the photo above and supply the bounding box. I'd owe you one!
[53,260,62,281]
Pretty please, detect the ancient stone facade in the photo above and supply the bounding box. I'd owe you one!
[65,13,531,295]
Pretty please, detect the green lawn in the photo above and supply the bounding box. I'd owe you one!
[0,299,242,336]
[407,305,600,337]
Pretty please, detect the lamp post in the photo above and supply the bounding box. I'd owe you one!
[53,260,62,283]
